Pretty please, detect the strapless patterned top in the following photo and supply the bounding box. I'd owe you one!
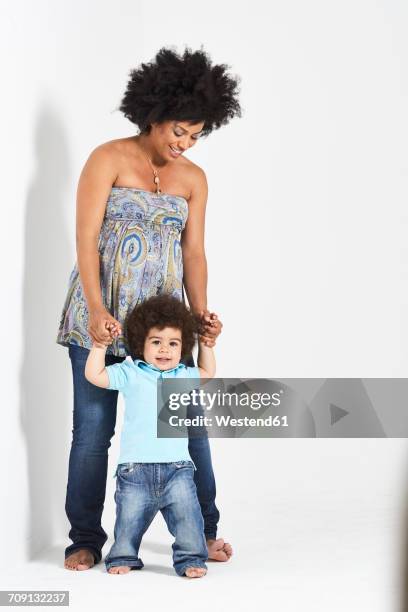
[56,187,189,357]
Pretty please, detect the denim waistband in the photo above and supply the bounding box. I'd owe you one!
[113,460,195,478]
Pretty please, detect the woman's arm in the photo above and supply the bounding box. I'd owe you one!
[75,144,122,344]
[181,167,208,314]
[181,168,223,346]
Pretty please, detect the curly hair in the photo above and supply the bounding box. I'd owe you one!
[118,45,242,137]
[125,294,198,361]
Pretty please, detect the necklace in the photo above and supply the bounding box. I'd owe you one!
[137,137,162,195]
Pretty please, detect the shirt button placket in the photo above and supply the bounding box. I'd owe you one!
[159,370,167,496]
[155,370,165,497]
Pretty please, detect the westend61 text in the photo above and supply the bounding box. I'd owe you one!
[168,415,289,427]
[168,389,283,411]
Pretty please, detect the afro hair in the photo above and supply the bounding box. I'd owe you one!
[125,293,199,361]
[118,45,242,137]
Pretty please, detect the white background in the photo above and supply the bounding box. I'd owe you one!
[1,0,408,610]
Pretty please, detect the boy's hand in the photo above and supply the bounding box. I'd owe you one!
[92,324,118,349]
[105,321,121,339]
[88,308,121,345]
[197,310,223,347]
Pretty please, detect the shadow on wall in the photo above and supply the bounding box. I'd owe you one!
[402,486,408,612]
[20,107,73,559]
[398,444,408,612]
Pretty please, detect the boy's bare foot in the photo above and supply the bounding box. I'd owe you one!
[108,566,131,574]
[185,567,207,578]
[64,549,95,571]
[207,538,233,562]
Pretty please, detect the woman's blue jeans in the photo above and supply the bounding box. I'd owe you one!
[65,345,220,564]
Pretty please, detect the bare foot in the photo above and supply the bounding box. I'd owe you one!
[64,549,95,571]
[185,567,207,578]
[207,538,233,562]
[108,566,131,574]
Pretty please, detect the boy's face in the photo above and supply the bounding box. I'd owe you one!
[143,326,182,371]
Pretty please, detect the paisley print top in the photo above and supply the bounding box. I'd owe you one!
[56,187,188,357]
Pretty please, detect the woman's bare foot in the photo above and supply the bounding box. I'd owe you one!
[64,549,95,571]
[207,538,233,562]
[185,567,207,578]
[108,566,131,574]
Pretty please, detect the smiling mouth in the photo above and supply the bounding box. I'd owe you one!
[169,145,183,155]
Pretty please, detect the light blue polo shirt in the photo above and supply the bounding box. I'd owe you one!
[105,358,200,470]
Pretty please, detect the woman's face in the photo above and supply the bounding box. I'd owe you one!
[149,119,205,162]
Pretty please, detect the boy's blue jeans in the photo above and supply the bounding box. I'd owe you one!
[65,345,220,564]
[105,461,208,575]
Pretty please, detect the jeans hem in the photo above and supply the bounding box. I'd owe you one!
[105,558,144,571]
[176,562,208,577]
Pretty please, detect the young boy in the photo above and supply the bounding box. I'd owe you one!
[84,294,216,578]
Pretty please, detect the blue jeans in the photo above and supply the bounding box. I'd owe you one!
[105,461,208,576]
[65,345,220,563]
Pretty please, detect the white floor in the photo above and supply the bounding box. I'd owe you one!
[2,500,405,612]
[3,439,408,611]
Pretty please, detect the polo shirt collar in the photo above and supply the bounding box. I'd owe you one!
[134,359,187,375]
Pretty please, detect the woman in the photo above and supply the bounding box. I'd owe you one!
[57,46,242,571]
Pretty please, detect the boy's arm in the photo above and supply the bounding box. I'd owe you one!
[197,340,216,379]
[85,344,110,388]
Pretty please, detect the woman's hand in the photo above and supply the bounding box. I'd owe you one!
[197,309,223,347]
[88,307,122,346]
